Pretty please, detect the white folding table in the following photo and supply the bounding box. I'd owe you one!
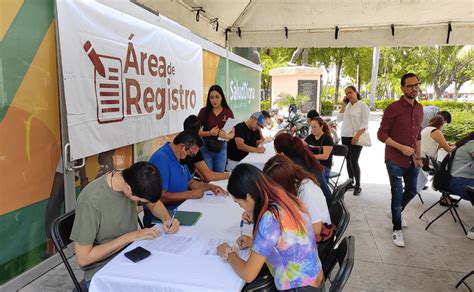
[90,179,250,292]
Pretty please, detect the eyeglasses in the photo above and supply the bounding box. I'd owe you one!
[185,147,196,158]
[405,83,420,90]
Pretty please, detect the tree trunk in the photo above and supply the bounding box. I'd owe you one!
[356,63,361,92]
[453,81,461,101]
[334,59,342,104]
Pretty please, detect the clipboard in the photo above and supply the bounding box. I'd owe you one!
[152,210,202,226]
[218,118,238,141]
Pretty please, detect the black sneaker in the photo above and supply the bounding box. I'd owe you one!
[353,186,361,196]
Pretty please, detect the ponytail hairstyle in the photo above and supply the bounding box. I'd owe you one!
[263,154,320,197]
[273,132,324,174]
[311,116,332,137]
[227,164,308,237]
[427,115,445,130]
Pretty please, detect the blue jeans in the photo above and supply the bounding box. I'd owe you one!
[449,176,474,204]
[323,167,331,182]
[315,170,332,201]
[200,142,227,172]
[385,160,419,231]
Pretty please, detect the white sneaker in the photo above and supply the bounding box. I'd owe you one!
[392,230,405,247]
[386,212,408,228]
[468,227,474,240]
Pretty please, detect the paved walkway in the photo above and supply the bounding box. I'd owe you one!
[20,112,474,291]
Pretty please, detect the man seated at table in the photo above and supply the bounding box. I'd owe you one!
[258,110,274,143]
[70,162,178,286]
[181,115,230,182]
[227,112,265,171]
[145,130,226,227]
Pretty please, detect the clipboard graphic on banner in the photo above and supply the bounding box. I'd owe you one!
[84,41,124,124]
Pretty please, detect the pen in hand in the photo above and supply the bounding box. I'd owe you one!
[166,208,177,234]
[239,220,244,247]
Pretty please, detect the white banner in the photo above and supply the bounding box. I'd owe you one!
[57,0,203,160]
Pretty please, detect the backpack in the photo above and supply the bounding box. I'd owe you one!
[432,149,457,192]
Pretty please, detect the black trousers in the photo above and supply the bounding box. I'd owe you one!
[341,137,363,186]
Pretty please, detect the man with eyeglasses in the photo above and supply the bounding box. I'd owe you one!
[377,73,424,248]
[144,130,226,227]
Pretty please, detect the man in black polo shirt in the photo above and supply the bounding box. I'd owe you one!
[227,112,265,171]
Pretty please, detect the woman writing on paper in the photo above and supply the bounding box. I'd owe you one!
[198,85,235,172]
[217,164,324,291]
[305,116,334,181]
[339,85,370,196]
[263,155,331,241]
[273,133,332,201]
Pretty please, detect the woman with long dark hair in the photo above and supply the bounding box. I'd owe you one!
[449,132,474,203]
[263,154,331,238]
[305,116,334,182]
[217,164,324,290]
[198,85,234,172]
[449,132,474,239]
[339,85,370,196]
[274,133,332,200]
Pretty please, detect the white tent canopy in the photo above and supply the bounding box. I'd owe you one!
[137,0,474,48]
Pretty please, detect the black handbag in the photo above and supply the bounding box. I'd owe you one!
[204,137,224,152]
[202,112,224,152]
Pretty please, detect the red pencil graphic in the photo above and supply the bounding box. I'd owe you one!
[83,40,106,77]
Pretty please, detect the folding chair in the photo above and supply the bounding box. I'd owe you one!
[51,210,88,292]
[328,179,353,206]
[455,270,473,291]
[241,264,276,292]
[418,154,468,235]
[322,236,355,292]
[319,200,351,265]
[328,144,348,191]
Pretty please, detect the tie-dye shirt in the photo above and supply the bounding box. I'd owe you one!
[251,205,320,290]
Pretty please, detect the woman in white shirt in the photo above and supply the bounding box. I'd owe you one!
[263,154,331,238]
[421,115,456,206]
[339,85,370,196]
[421,115,455,161]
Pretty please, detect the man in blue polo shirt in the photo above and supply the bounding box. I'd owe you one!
[144,131,226,227]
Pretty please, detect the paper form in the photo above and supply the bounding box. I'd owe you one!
[218,118,238,141]
[141,235,195,255]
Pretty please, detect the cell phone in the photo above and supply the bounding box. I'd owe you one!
[343,96,349,104]
[124,246,151,263]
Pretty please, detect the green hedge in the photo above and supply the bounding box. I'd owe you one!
[374,99,473,142]
[260,100,271,111]
[374,99,473,112]
[443,110,474,143]
[321,100,334,116]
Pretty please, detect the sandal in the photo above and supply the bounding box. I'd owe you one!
[439,196,458,207]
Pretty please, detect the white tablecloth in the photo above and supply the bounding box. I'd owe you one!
[90,180,251,292]
[239,142,276,170]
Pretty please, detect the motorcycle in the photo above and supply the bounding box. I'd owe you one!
[276,105,310,138]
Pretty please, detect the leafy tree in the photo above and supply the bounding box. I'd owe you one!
[342,48,373,91]
[275,92,310,109]
[310,48,351,103]
[260,48,293,100]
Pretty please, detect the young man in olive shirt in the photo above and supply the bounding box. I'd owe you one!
[70,162,179,285]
